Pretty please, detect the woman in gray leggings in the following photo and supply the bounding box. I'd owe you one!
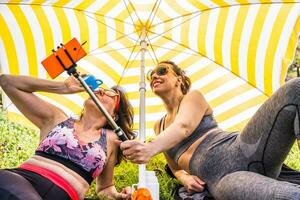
[120,61,300,200]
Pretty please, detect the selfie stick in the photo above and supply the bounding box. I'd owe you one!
[50,42,128,141]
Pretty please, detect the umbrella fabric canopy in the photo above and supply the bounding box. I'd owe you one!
[0,0,299,136]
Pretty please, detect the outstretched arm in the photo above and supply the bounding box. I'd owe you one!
[0,74,83,136]
[121,90,211,164]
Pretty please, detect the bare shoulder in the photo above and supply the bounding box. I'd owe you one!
[178,90,212,117]
[184,90,205,100]
[183,90,208,103]
[105,129,119,144]
[183,90,212,114]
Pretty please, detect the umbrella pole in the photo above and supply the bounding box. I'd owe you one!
[138,27,147,188]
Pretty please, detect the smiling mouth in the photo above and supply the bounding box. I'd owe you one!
[152,80,162,87]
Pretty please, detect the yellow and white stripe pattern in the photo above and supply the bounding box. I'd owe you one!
[0,0,299,135]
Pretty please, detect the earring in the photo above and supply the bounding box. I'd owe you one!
[175,78,181,87]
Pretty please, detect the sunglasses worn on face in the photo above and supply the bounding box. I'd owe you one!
[147,65,177,81]
[95,88,118,96]
[94,88,120,112]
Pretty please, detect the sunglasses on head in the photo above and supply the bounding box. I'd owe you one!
[94,88,120,112]
[147,65,177,81]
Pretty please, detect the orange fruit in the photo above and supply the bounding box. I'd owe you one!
[132,188,153,200]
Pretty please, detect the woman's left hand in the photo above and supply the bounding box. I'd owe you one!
[181,174,205,194]
[117,140,154,164]
[99,185,132,200]
[64,75,85,94]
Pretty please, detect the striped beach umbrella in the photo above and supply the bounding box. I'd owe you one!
[0,0,299,138]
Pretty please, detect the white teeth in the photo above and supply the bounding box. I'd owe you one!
[152,79,163,87]
[153,82,161,87]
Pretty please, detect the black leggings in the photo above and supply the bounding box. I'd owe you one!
[0,168,71,200]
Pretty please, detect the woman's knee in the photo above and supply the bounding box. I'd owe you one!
[282,78,300,98]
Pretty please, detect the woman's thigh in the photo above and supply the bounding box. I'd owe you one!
[8,168,71,200]
[0,169,42,200]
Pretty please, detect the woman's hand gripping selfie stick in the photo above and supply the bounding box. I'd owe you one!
[41,38,128,141]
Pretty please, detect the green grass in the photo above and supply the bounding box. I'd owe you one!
[1,109,300,199]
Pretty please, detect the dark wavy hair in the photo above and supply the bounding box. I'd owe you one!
[159,60,191,94]
[103,86,135,164]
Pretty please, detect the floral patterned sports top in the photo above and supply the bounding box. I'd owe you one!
[35,118,107,184]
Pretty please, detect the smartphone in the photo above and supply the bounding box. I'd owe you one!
[41,38,87,79]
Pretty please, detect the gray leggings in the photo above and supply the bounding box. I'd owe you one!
[189,78,300,200]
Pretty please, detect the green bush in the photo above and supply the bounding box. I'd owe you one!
[0,110,178,199]
[0,111,39,168]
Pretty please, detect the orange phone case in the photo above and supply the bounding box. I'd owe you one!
[41,38,87,79]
